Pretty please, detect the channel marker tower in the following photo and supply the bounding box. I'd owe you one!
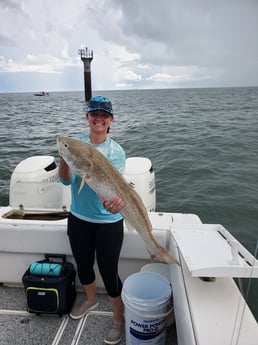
[78,46,93,101]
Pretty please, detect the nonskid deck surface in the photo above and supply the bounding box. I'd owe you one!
[0,286,177,345]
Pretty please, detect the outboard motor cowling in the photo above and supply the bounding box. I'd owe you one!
[9,156,70,209]
[123,157,156,212]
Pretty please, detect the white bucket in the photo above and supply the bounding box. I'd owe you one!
[122,271,172,345]
[141,263,174,327]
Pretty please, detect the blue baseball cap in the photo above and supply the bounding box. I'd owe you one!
[87,96,113,115]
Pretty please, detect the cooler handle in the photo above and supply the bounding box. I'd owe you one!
[44,253,67,263]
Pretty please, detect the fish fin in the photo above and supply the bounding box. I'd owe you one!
[78,175,87,194]
[150,246,180,265]
[124,219,135,232]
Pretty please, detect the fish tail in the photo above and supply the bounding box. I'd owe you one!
[150,246,180,265]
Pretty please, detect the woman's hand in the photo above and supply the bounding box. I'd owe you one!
[102,196,125,213]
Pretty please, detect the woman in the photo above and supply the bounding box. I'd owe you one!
[59,96,125,344]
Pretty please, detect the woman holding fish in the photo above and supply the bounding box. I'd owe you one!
[59,96,125,344]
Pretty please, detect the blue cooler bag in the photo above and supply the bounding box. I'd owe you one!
[22,254,76,316]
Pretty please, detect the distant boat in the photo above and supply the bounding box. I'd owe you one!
[34,91,49,96]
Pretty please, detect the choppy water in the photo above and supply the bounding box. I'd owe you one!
[0,87,257,318]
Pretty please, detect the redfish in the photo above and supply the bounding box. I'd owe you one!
[57,136,178,264]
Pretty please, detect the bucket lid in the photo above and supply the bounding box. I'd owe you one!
[122,271,171,308]
[141,263,170,282]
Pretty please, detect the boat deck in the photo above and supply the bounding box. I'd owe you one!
[0,285,177,345]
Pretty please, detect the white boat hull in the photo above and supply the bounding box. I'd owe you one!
[1,154,257,345]
[0,206,257,345]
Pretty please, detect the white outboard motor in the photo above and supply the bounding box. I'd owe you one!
[123,157,156,212]
[9,156,70,209]
[9,155,155,212]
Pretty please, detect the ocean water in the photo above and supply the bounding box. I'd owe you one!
[0,87,257,319]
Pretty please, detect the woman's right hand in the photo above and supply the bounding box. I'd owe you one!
[102,196,125,213]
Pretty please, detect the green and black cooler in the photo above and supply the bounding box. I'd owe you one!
[22,254,76,316]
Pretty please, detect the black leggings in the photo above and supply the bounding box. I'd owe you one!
[67,213,124,298]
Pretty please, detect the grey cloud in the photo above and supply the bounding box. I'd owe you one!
[0,0,22,10]
[0,34,15,47]
[117,0,257,61]
[97,0,258,86]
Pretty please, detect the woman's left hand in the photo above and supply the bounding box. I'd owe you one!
[102,196,125,213]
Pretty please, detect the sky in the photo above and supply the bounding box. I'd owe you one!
[0,0,258,92]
